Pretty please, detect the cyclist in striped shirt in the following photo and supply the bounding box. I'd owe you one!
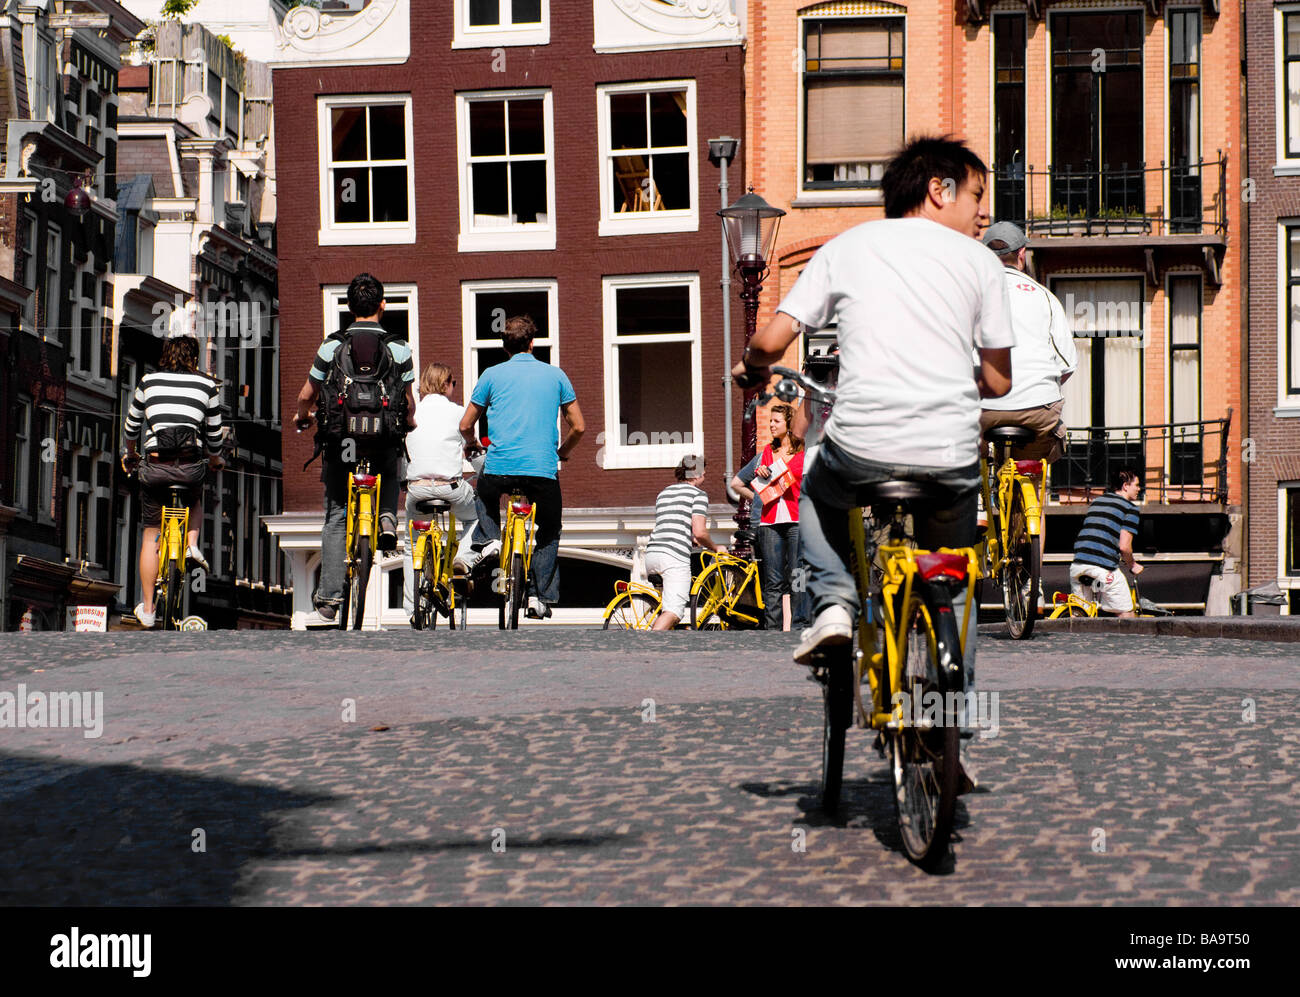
[1068,467,1144,617]
[122,335,224,627]
[645,455,726,630]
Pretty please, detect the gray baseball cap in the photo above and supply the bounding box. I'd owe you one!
[981,221,1028,252]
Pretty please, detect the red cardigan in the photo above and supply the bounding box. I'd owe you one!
[757,445,804,525]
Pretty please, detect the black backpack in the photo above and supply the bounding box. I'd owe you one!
[313,327,407,461]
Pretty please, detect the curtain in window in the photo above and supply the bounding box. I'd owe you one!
[1169,277,1201,432]
[806,78,903,164]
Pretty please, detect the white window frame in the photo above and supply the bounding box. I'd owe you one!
[20,211,37,330]
[36,405,56,525]
[600,273,702,470]
[321,283,420,398]
[43,225,61,346]
[12,396,32,513]
[460,279,560,390]
[316,94,417,246]
[452,0,550,49]
[596,80,699,237]
[456,89,556,253]
[1277,220,1300,415]
[69,259,107,386]
[1278,484,1300,600]
[1276,4,1300,172]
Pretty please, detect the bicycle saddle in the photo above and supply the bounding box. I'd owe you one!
[732,529,756,546]
[983,426,1035,446]
[646,572,663,587]
[414,498,451,514]
[855,479,952,505]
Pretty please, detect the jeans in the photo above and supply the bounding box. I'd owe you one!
[799,437,982,690]
[475,473,563,605]
[403,479,480,617]
[317,450,402,609]
[753,522,810,630]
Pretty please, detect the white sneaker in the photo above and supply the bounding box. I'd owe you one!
[792,605,853,664]
[303,607,338,627]
[527,596,552,620]
[185,545,210,573]
[133,602,156,628]
[454,538,501,574]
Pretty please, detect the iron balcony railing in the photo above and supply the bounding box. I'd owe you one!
[991,153,1228,238]
[1051,412,1232,505]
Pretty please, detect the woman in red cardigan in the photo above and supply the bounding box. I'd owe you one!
[729,403,809,631]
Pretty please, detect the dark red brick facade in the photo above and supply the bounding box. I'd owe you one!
[274,4,745,514]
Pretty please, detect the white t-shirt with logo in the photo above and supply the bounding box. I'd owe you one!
[778,216,1015,467]
[981,266,1077,411]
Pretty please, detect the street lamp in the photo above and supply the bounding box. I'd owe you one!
[718,188,785,537]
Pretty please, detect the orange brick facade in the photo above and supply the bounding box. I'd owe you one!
[743,0,1244,525]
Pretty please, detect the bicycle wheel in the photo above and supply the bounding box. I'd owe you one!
[1001,489,1040,639]
[887,583,962,871]
[820,648,853,814]
[503,551,525,630]
[689,566,728,630]
[602,590,659,630]
[158,554,183,630]
[413,562,435,631]
[350,540,373,631]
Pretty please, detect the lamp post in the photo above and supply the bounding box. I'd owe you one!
[718,188,784,538]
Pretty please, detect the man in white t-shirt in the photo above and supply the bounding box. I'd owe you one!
[978,221,1076,462]
[732,137,1014,683]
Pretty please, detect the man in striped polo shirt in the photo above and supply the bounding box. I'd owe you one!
[122,334,224,627]
[645,456,726,630]
[1069,468,1144,617]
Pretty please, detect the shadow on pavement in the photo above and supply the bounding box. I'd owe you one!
[0,753,332,906]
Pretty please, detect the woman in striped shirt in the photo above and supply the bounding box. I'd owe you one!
[122,335,224,627]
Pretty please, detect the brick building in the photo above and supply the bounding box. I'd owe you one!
[265,1,747,626]
[1244,0,1300,613]
[744,0,1244,612]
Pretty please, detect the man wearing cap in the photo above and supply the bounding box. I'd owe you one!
[978,221,1077,461]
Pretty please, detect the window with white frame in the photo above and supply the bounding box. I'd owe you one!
[323,284,419,393]
[1281,8,1300,162]
[71,261,104,381]
[26,32,55,123]
[1284,225,1300,402]
[457,90,555,252]
[1283,484,1300,578]
[1054,277,1145,436]
[597,81,697,236]
[601,274,702,469]
[453,0,548,48]
[42,225,61,344]
[1168,275,1203,487]
[461,282,559,434]
[317,95,416,245]
[12,397,31,512]
[19,212,37,329]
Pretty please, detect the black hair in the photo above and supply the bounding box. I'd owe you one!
[1111,467,1141,493]
[347,272,384,319]
[881,136,989,219]
[675,455,706,482]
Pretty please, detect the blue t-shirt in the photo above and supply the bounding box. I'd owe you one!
[470,352,576,479]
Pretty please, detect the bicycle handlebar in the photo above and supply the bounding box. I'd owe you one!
[743,365,838,420]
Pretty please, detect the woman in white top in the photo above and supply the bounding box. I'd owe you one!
[402,363,481,620]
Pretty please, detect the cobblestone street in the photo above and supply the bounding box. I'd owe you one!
[1,629,1296,905]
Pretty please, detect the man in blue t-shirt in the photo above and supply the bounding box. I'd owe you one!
[1068,467,1144,617]
[459,315,584,618]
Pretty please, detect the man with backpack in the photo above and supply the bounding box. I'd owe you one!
[295,273,415,625]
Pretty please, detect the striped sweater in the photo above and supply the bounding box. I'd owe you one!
[124,370,224,454]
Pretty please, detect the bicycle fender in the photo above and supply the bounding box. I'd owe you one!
[920,580,966,694]
[690,564,716,597]
[1017,478,1043,536]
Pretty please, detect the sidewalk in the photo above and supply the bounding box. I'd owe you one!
[1027,616,1300,642]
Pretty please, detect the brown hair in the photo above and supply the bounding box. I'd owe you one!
[986,239,1021,265]
[675,454,706,481]
[159,335,200,373]
[769,403,804,453]
[503,315,537,356]
[420,362,453,397]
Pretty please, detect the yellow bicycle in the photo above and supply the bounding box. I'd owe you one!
[498,492,537,629]
[601,577,663,630]
[409,499,466,630]
[979,426,1045,639]
[689,543,763,630]
[1048,567,1170,619]
[340,460,380,630]
[768,366,978,871]
[154,482,191,631]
